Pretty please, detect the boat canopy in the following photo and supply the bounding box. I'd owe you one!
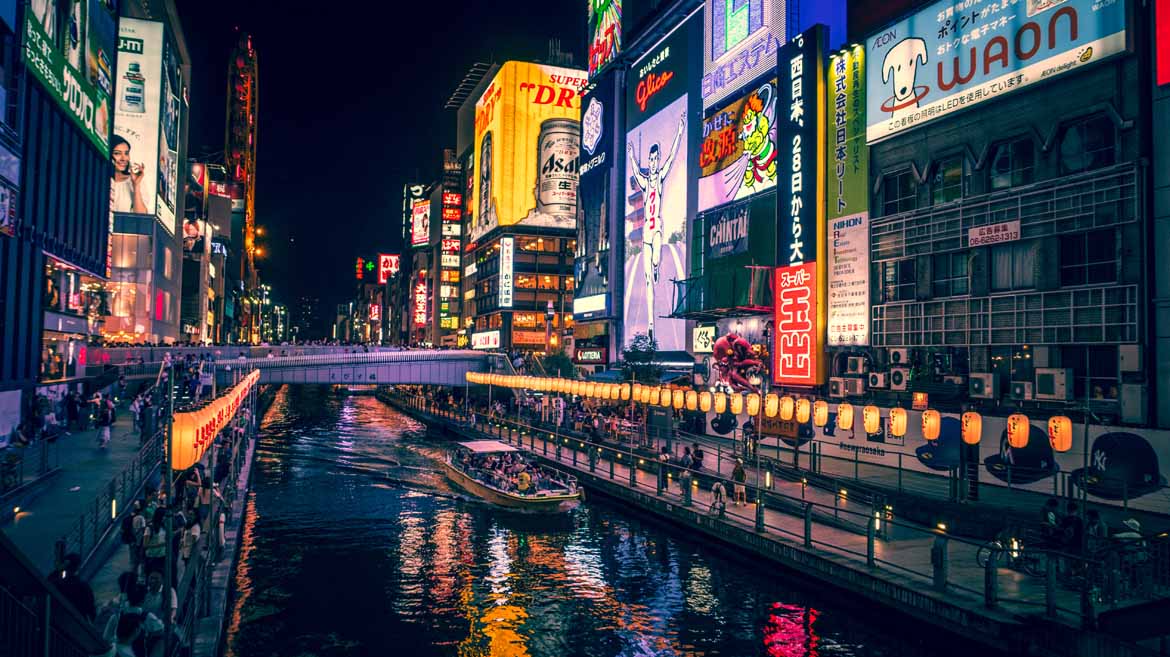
[457,440,519,454]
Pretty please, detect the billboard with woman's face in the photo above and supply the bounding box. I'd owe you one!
[111,19,164,225]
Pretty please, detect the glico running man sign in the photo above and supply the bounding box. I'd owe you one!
[774,26,826,387]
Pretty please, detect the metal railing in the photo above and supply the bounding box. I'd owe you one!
[1,439,61,497]
[396,393,1170,625]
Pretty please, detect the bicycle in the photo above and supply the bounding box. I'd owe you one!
[976,535,1048,577]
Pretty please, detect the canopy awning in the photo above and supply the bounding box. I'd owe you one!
[457,440,519,454]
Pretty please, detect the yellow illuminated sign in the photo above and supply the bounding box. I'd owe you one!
[469,61,587,244]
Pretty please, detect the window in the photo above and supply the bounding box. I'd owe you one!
[989,139,1035,190]
[881,259,916,303]
[882,169,917,216]
[990,345,1036,386]
[931,252,968,297]
[931,157,964,205]
[1060,229,1116,287]
[1060,346,1119,400]
[1059,116,1115,174]
[990,241,1035,291]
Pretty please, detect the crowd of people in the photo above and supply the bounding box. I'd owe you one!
[458,451,572,495]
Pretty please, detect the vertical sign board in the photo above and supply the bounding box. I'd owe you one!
[826,45,870,347]
[588,0,622,78]
[774,27,825,387]
[411,199,430,247]
[413,280,429,327]
[623,12,696,351]
[377,254,400,284]
[1159,0,1170,86]
[702,0,785,109]
[864,0,1128,143]
[498,236,514,308]
[576,69,616,321]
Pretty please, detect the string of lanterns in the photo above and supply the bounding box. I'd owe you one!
[172,369,260,471]
[464,372,1076,453]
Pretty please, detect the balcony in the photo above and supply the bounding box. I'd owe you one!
[671,265,772,320]
[871,163,1138,262]
[871,284,1139,347]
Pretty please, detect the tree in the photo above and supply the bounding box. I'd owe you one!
[621,333,663,384]
[540,349,576,379]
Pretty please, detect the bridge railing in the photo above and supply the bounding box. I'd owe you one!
[218,349,493,370]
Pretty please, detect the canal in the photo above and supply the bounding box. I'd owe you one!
[224,386,984,657]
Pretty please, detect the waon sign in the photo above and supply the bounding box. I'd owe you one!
[377,254,401,284]
[774,27,827,387]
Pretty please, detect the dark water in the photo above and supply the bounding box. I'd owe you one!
[225,386,981,657]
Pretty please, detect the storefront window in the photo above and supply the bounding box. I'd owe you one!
[41,334,86,382]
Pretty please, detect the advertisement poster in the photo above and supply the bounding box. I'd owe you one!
[470,61,587,243]
[588,0,621,77]
[697,78,778,212]
[112,19,163,219]
[701,0,783,109]
[87,0,117,97]
[707,316,771,393]
[1160,0,1170,86]
[377,253,401,284]
[865,0,1128,143]
[624,16,692,352]
[706,200,749,259]
[827,46,870,347]
[774,27,825,386]
[157,35,182,230]
[410,199,430,247]
[575,70,616,321]
[23,0,113,156]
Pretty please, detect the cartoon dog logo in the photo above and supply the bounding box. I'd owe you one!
[880,37,930,122]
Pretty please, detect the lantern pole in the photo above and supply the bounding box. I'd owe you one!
[163,361,175,657]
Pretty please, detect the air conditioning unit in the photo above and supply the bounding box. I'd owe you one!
[969,373,998,399]
[868,372,888,389]
[846,356,868,375]
[829,377,848,398]
[890,367,910,391]
[1120,384,1148,424]
[844,378,867,396]
[888,348,910,366]
[1011,381,1034,401]
[1033,368,1073,401]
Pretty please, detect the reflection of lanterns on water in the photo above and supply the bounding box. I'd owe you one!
[762,602,820,657]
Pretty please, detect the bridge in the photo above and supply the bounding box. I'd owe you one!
[108,349,510,386]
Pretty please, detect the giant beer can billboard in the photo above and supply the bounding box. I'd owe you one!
[468,61,587,244]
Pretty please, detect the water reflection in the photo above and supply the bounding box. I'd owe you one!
[225,387,979,657]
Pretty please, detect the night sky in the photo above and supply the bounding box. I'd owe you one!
[174,0,584,312]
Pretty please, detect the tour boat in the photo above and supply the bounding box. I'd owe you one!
[442,440,579,512]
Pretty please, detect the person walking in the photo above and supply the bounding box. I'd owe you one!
[96,396,114,448]
[657,446,670,492]
[691,442,705,471]
[141,509,167,576]
[678,447,694,492]
[709,480,727,514]
[732,458,747,506]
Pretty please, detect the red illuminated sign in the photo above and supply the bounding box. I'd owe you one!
[441,238,460,253]
[377,254,400,284]
[442,207,461,221]
[773,263,817,386]
[355,257,365,280]
[1159,0,1170,86]
[369,304,381,322]
[442,192,462,207]
[413,282,428,325]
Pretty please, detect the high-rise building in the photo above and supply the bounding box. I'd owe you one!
[225,32,259,340]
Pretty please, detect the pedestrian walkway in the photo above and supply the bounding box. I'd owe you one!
[2,414,158,575]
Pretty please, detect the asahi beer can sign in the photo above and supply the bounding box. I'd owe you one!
[536,119,580,218]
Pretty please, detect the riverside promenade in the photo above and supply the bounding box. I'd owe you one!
[391,394,1164,657]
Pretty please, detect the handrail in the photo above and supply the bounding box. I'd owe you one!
[395,394,1170,622]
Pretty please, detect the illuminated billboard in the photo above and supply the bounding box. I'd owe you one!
[410,199,430,247]
[774,27,825,386]
[1160,0,1170,86]
[469,61,587,244]
[377,254,401,284]
[623,15,694,352]
[701,0,784,109]
[157,34,184,234]
[588,0,621,77]
[697,78,778,212]
[23,0,115,155]
[575,70,617,321]
[112,19,163,220]
[499,237,515,308]
[827,46,870,347]
[865,0,1128,143]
